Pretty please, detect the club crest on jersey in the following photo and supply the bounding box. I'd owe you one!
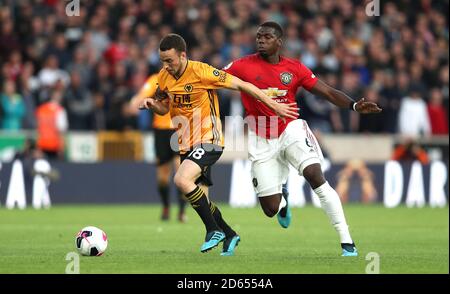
[213,69,220,76]
[280,72,293,85]
[184,84,193,92]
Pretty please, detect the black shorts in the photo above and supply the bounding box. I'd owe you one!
[180,144,223,187]
[154,129,178,165]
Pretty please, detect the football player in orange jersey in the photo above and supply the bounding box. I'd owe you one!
[140,34,298,255]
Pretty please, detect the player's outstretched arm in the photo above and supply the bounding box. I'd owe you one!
[310,80,382,114]
[138,87,170,115]
[228,76,299,120]
[139,97,170,115]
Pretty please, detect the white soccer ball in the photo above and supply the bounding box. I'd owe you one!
[75,226,108,256]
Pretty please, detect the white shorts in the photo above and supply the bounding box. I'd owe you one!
[248,119,324,197]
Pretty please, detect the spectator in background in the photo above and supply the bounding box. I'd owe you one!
[392,137,429,164]
[18,62,38,129]
[358,88,386,133]
[43,33,71,69]
[64,70,94,130]
[37,55,70,89]
[0,18,20,59]
[35,90,68,160]
[2,50,23,81]
[427,88,449,135]
[91,91,107,130]
[0,0,447,134]
[1,79,25,130]
[380,71,401,133]
[330,73,360,133]
[65,46,94,88]
[398,86,431,137]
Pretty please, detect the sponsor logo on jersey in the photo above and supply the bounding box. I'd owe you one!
[280,72,293,85]
[262,87,288,98]
[172,94,192,108]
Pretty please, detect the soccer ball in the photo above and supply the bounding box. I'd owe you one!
[75,226,108,256]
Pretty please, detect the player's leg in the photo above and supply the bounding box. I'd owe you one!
[173,155,187,222]
[301,163,357,256]
[200,185,240,256]
[252,157,291,228]
[199,185,236,239]
[248,129,291,228]
[154,128,175,220]
[174,145,225,252]
[283,120,357,256]
[156,162,171,220]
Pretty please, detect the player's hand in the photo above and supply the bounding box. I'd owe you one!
[355,98,382,114]
[138,97,170,115]
[273,102,299,122]
[138,98,158,110]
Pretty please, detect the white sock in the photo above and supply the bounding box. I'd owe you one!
[277,195,287,214]
[313,182,353,244]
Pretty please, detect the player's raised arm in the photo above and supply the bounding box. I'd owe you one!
[310,79,382,114]
[138,87,170,115]
[228,76,299,120]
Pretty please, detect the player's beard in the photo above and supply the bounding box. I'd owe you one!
[258,50,268,58]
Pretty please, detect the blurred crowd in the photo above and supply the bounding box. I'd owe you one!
[0,0,448,137]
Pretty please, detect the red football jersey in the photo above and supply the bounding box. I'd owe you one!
[224,53,318,138]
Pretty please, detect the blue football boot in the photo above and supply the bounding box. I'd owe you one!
[200,230,225,253]
[220,235,241,256]
[341,243,358,256]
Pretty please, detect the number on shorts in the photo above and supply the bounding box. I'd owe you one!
[189,147,205,160]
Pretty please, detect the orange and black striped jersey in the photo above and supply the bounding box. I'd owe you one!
[133,74,173,130]
[157,60,233,153]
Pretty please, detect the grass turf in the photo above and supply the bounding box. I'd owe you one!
[0,204,447,274]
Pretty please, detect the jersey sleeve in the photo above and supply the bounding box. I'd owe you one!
[297,62,318,91]
[155,70,170,100]
[222,60,241,78]
[198,63,233,89]
[134,75,158,101]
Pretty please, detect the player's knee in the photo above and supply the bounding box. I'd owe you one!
[173,173,189,191]
[260,195,281,218]
[262,206,278,218]
[303,164,326,189]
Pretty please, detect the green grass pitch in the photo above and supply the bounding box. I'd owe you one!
[0,204,447,274]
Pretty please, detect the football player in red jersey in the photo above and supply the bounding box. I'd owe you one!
[224,22,381,256]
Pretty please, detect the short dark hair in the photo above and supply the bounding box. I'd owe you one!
[159,33,187,53]
[259,21,283,38]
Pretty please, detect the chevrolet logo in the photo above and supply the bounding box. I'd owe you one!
[262,88,288,98]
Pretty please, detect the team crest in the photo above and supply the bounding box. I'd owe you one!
[280,72,293,85]
[213,69,220,76]
[184,84,193,92]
